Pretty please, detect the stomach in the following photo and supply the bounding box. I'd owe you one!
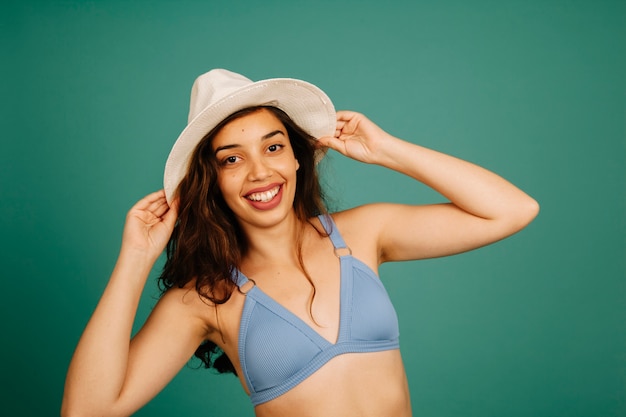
[253,350,412,417]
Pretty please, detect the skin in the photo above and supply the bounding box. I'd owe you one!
[62,108,539,417]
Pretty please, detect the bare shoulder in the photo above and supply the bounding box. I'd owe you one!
[327,204,403,267]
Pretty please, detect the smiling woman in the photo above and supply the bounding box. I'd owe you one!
[61,69,538,417]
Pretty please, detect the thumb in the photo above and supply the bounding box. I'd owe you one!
[317,135,346,154]
[162,199,179,230]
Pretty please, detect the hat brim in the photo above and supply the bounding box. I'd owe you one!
[163,78,336,203]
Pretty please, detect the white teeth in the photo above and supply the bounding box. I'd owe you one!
[247,186,280,202]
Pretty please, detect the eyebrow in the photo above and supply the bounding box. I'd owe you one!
[214,129,286,154]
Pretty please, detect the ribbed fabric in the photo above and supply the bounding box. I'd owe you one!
[234,214,400,406]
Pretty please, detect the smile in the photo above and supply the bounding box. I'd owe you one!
[246,185,281,203]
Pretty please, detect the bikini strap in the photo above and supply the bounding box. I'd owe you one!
[231,267,245,285]
[317,214,352,257]
[231,268,256,294]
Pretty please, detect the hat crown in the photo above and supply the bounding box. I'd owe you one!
[188,69,253,123]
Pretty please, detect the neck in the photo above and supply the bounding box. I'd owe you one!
[240,211,306,266]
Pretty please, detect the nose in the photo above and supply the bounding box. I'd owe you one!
[247,156,272,181]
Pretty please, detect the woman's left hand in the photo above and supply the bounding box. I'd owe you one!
[317,111,394,164]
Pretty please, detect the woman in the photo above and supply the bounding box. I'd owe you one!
[62,69,539,417]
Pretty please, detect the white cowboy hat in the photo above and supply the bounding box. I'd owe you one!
[163,68,336,203]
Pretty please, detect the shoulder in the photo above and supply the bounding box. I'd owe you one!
[325,204,404,267]
[158,282,211,309]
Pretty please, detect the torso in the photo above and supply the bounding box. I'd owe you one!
[201,212,412,416]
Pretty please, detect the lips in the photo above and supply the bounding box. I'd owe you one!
[246,185,281,203]
[244,184,284,210]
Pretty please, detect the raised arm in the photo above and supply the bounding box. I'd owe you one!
[61,191,208,417]
[318,111,539,262]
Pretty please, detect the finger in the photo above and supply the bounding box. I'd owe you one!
[316,135,333,147]
[317,135,347,154]
[334,121,347,138]
[162,199,179,229]
[150,199,171,218]
[133,190,167,210]
[336,110,359,121]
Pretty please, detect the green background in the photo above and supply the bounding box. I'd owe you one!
[2,1,624,416]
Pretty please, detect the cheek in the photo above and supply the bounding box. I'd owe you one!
[279,153,299,173]
[292,159,300,177]
[217,173,237,197]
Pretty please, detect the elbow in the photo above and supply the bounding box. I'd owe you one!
[511,196,540,232]
[523,196,540,224]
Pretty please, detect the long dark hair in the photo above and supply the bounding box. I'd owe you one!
[158,106,328,374]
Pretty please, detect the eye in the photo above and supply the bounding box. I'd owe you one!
[267,144,284,153]
[221,155,240,165]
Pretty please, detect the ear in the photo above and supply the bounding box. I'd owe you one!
[295,159,300,171]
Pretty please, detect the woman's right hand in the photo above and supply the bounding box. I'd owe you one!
[120,190,178,261]
[317,111,398,166]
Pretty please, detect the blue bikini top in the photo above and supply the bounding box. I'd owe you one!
[233,214,400,406]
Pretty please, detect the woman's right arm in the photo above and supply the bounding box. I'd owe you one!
[61,191,208,417]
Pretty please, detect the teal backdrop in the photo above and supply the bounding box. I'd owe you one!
[2,1,624,416]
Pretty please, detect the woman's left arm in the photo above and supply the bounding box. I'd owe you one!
[318,111,539,262]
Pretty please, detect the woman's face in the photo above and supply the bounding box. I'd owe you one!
[212,108,300,230]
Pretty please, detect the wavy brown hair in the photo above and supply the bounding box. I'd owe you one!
[158,106,329,374]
